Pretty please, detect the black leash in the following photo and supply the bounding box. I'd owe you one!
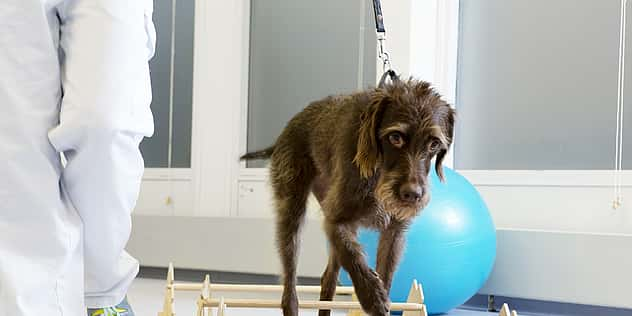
[371,0,399,88]
[372,0,386,33]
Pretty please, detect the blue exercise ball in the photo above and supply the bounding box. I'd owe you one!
[340,167,496,315]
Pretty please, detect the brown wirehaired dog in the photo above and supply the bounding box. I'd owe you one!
[241,78,455,316]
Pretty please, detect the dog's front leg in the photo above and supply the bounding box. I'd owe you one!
[325,221,390,316]
[376,219,409,292]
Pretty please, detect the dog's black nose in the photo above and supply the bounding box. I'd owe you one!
[399,184,422,203]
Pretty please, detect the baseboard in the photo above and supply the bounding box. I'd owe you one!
[138,266,321,285]
[463,294,632,316]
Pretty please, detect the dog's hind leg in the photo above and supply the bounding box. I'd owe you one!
[274,186,310,316]
[270,153,314,316]
[318,249,340,316]
[273,188,309,316]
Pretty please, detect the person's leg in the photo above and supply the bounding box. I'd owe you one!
[51,0,156,309]
[0,1,84,315]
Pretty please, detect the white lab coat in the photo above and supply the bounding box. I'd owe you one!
[0,0,155,314]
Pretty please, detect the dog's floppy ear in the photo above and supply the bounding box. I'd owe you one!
[433,105,455,182]
[354,92,388,178]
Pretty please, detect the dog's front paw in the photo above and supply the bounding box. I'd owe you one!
[368,283,391,316]
[356,271,391,316]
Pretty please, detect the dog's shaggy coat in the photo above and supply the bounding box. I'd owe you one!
[242,79,455,316]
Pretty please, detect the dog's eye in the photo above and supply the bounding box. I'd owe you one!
[388,132,405,148]
[429,139,442,152]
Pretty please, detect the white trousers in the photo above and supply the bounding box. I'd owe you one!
[0,0,155,314]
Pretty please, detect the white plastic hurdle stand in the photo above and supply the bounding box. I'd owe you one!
[158,263,176,316]
[499,303,519,316]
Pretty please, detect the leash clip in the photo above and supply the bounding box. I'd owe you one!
[377,33,392,72]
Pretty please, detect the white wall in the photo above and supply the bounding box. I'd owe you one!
[379,0,412,76]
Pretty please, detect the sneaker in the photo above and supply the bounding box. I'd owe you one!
[87,297,134,316]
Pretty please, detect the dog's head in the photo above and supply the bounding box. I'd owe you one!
[354,79,455,219]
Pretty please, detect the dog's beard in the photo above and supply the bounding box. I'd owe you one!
[375,174,427,221]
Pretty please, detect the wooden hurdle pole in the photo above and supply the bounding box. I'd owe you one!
[199,298,425,311]
[174,282,356,295]
[198,280,426,315]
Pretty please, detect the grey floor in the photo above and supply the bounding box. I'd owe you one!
[127,278,498,316]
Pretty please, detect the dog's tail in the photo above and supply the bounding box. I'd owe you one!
[240,146,275,160]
